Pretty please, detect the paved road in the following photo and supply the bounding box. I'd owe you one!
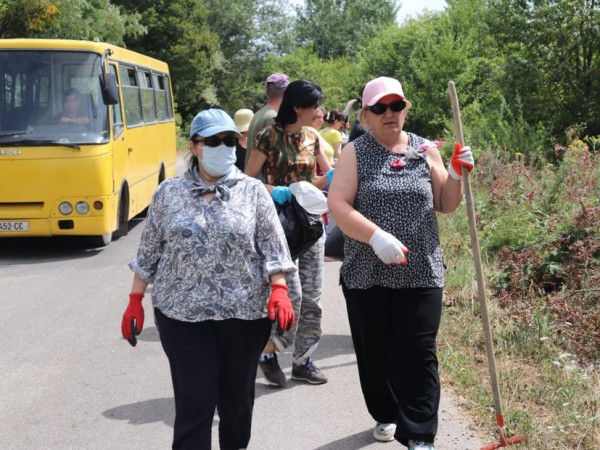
[0,158,485,449]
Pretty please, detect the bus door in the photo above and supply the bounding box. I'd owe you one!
[109,63,126,186]
[107,63,131,232]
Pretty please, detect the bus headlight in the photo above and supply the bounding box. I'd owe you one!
[75,201,90,215]
[59,202,73,215]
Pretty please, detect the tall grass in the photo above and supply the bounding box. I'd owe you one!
[437,129,600,448]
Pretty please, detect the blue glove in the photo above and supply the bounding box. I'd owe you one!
[271,186,293,205]
[326,169,335,184]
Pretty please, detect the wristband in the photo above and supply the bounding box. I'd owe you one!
[129,292,144,302]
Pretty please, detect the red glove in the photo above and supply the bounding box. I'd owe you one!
[448,142,474,180]
[267,284,295,331]
[121,293,144,346]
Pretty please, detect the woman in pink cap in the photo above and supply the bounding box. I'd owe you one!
[327,77,474,450]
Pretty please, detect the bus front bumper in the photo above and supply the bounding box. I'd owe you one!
[0,214,113,238]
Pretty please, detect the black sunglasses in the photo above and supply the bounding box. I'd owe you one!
[368,100,407,115]
[193,135,239,147]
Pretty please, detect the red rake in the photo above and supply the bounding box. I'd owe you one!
[448,81,527,450]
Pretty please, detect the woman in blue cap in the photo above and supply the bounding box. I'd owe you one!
[120,108,297,449]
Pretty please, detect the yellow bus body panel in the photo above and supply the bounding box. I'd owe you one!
[0,145,115,236]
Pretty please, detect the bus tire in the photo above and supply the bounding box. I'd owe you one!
[90,232,112,247]
[158,164,166,185]
[115,186,129,237]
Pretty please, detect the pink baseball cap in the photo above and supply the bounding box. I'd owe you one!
[362,77,405,106]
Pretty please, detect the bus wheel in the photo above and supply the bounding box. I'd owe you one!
[158,164,166,184]
[115,189,129,237]
[90,232,113,247]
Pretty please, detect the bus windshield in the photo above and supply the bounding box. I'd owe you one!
[0,51,109,146]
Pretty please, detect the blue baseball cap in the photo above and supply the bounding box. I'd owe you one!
[189,108,241,138]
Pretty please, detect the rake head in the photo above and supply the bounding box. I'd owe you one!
[480,415,526,450]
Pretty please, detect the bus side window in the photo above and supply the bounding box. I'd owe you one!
[139,70,156,124]
[154,73,168,122]
[109,64,124,138]
[118,65,142,128]
[164,74,174,120]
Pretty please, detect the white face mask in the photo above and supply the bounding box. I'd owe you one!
[201,144,237,177]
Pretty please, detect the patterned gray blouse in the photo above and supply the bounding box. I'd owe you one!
[340,132,445,289]
[129,166,297,322]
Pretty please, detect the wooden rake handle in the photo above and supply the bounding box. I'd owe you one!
[448,80,526,449]
[447,81,503,417]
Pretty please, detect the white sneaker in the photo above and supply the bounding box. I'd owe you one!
[373,422,396,442]
[408,440,435,450]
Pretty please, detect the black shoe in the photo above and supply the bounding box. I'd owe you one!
[258,354,287,387]
[291,358,328,384]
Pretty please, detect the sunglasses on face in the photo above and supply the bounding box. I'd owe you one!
[367,100,407,115]
[193,135,239,147]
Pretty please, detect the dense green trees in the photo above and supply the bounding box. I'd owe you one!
[0,0,145,45]
[113,0,299,120]
[2,0,598,147]
[486,0,600,138]
[294,0,399,59]
[111,0,222,121]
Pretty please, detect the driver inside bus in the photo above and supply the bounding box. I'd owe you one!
[55,88,90,126]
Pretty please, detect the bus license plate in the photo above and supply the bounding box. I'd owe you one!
[0,221,29,232]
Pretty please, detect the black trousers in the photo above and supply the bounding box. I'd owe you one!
[341,283,442,445]
[155,309,271,450]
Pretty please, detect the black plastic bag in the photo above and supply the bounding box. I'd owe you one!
[276,197,323,260]
[324,225,344,260]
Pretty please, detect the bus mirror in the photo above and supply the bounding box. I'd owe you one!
[99,73,119,105]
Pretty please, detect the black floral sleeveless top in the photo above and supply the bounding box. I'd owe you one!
[340,132,445,289]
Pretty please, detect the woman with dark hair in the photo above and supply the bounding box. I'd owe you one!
[320,109,346,161]
[246,79,333,387]
[121,108,297,449]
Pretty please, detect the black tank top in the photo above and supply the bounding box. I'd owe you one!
[340,132,445,289]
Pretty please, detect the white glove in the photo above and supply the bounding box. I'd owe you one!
[369,229,409,265]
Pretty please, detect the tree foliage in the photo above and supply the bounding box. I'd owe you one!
[2,0,598,147]
[252,0,297,57]
[113,0,221,121]
[352,0,600,147]
[0,0,145,44]
[115,0,298,121]
[0,0,61,37]
[485,0,600,137]
[200,0,291,115]
[294,0,399,59]
[263,45,357,111]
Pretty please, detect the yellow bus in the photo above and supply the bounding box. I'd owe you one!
[0,39,176,246]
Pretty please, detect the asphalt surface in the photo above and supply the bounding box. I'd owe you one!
[0,155,486,449]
